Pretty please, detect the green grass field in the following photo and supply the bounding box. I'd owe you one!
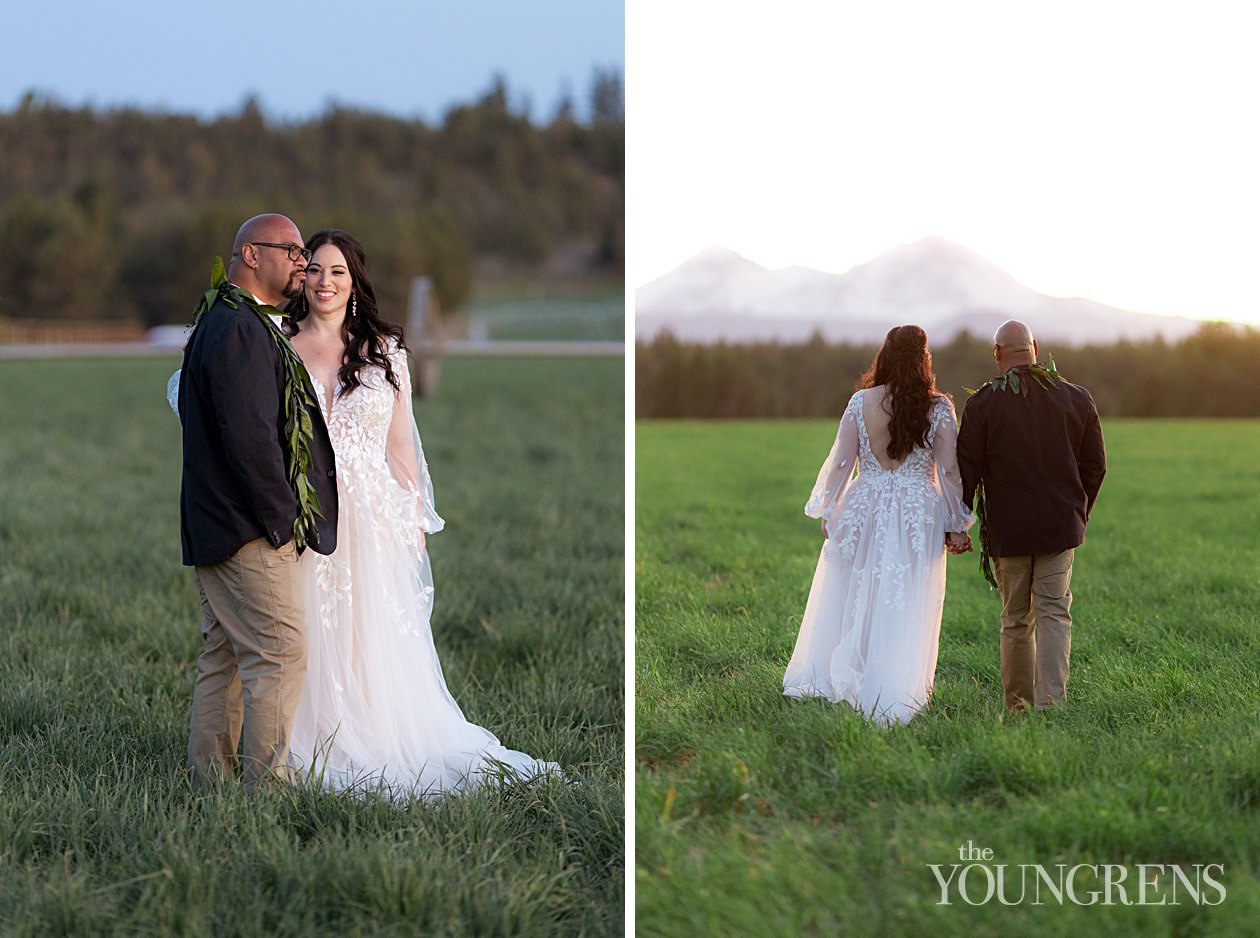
[0,356,623,937]
[636,418,1260,936]
[469,292,624,341]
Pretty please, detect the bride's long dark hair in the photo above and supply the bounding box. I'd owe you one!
[859,324,946,461]
[285,228,407,394]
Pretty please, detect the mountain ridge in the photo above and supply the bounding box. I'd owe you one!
[636,237,1207,345]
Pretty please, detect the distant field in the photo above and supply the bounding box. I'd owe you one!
[468,293,625,341]
[0,357,624,936]
[636,418,1260,936]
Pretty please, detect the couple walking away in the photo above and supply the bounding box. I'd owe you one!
[176,212,556,793]
[783,321,1107,723]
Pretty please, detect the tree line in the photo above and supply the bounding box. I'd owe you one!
[0,71,624,326]
[636,322,1260,418]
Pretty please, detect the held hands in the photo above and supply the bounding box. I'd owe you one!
[827,520,970,553]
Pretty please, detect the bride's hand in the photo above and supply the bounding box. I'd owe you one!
[945,532,972,554]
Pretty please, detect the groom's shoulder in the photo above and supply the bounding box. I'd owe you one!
[196,295,271,345]
[960,383,995,416]
[1056,377,1100,412]
[1060,376,1094,398]
[185,301,276,379]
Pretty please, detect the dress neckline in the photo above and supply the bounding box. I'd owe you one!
[309,373,338,418]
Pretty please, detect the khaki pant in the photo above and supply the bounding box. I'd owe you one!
[188,537,306,790]
[995,550,1074,710]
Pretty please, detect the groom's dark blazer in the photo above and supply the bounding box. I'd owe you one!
[179,293,338,567]
[957,364,1106,558]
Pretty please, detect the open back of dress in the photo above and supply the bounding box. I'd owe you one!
[860,385,907,471]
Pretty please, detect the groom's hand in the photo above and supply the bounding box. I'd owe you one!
[945,532,973,554]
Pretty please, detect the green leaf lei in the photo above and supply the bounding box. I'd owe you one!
[963,355,1063,590]
[192,256,325,549]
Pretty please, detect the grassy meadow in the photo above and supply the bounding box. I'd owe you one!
[0,356,623,936]
[468,292,625,341]
[636,418,1260,936]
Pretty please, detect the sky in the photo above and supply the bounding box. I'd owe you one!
[628,0,1260,323]
[2,0,623,123]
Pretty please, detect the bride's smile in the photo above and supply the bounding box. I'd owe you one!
[304,245,353,316]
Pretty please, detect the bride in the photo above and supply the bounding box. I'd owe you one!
[277,228,558,794]
[783,325,974,724]
[167,230,556,794]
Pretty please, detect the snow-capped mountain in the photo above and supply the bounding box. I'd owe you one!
[635,237,1206,345]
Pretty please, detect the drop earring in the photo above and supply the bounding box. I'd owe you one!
[351,292,357,318]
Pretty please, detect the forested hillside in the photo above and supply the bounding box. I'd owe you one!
[0,73,623,325]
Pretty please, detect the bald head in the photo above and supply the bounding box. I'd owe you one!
[226,213,305,306]
[232,213,301,256]
[993,319,1037,372]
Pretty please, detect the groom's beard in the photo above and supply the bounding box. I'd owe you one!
[282,271,305,298]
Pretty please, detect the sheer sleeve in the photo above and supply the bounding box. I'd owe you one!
[804,394,861,529]
[167,369,181,416]
[385,347,445,535]
[931,397,976,533]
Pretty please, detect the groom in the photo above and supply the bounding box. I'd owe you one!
[179,213,338,789]
[957,320,1106,712]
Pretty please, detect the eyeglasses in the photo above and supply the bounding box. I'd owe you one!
[251,241,312,263]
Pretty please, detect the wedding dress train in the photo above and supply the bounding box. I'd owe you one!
[783,390,973,724]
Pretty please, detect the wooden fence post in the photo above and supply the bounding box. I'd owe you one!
[407,276,444,398]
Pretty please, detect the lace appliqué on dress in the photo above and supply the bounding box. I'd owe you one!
[309,355,436,635]
[816,391,957,610]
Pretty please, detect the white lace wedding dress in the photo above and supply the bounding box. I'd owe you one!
[288,346,558,795]
[168,347,558,795]
[783,389,974,724]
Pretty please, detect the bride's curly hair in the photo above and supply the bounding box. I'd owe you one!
[285,228,407,394]
[859,324,947,461]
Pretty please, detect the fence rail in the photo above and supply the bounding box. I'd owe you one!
[0,339,625,361]
[0,318,148,344]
